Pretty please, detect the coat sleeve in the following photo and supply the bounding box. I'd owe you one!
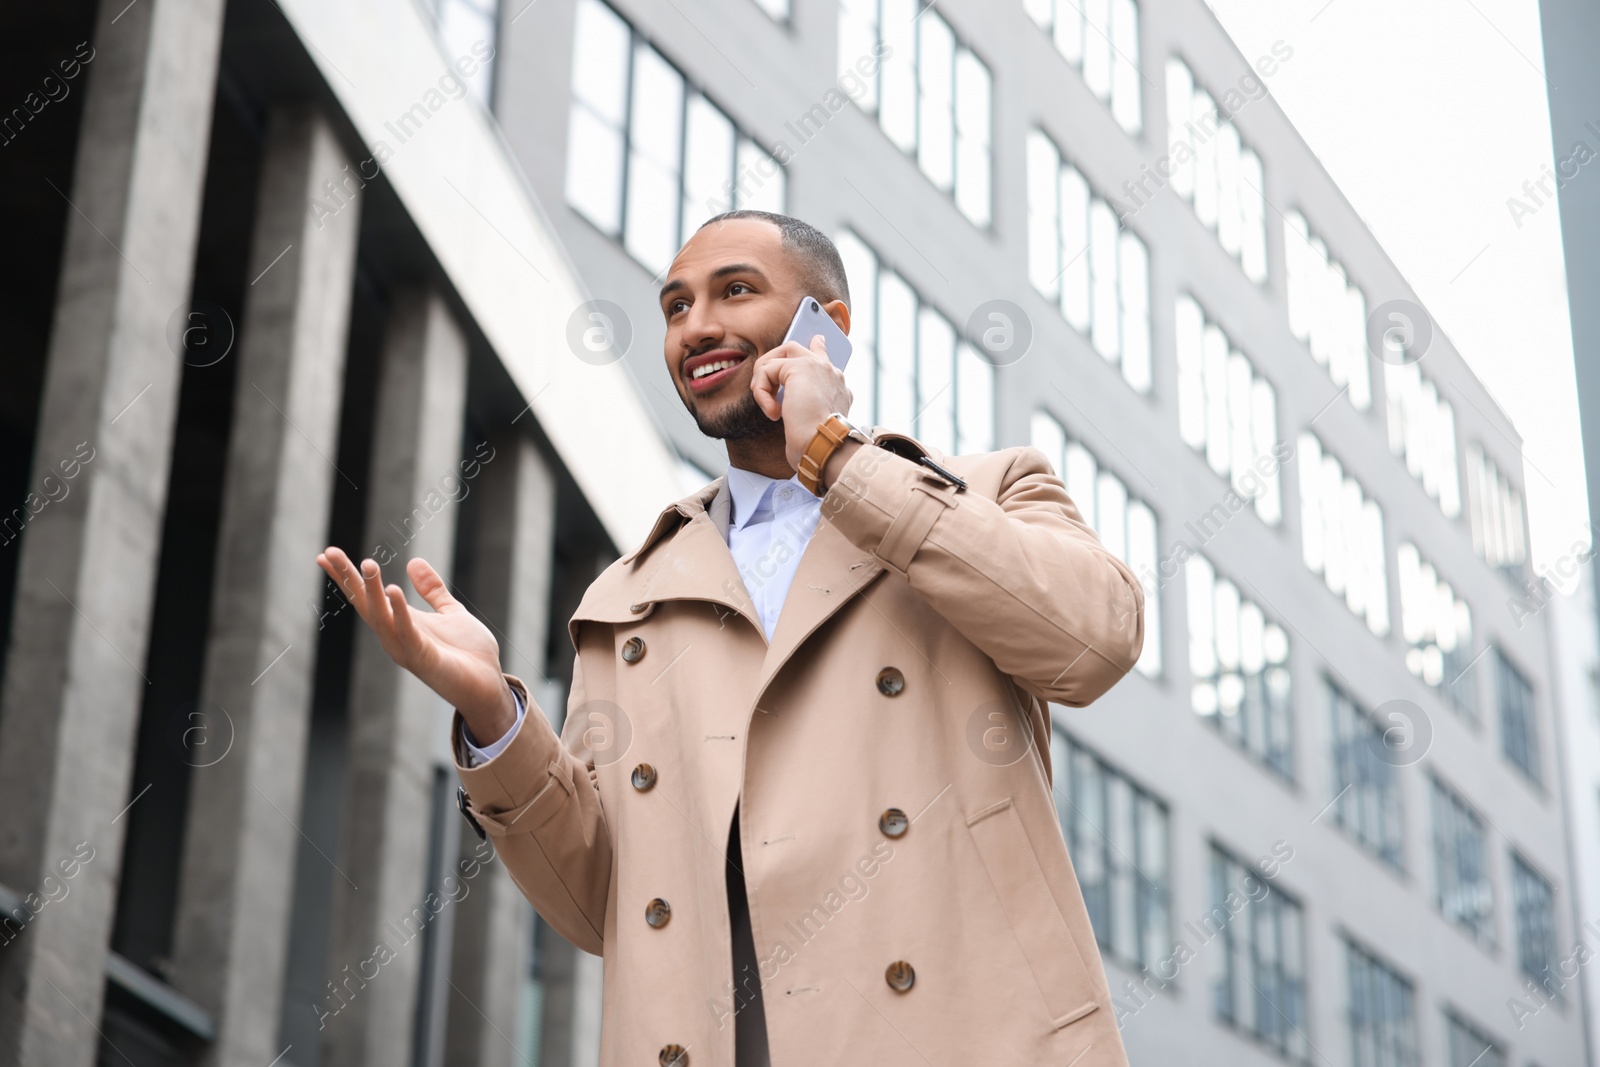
[819,437,1145,707]
[452,656,611,956]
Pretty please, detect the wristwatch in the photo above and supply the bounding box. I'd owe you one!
[798,413,873,495]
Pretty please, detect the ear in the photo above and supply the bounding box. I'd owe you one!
[822,299,851,337]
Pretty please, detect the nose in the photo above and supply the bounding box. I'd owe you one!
[679,298,725,357]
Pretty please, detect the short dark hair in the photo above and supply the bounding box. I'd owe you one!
[696,210,850,311]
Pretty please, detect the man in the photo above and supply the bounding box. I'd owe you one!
[317,211,1143,1066]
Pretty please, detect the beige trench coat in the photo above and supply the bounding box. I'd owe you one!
[454,429,1144,1066]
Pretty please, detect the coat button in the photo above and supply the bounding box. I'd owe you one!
[659,1045,689,1067]
[631,763,657,791]
[621,636,646,663]
[885,960,915,992]
[876,667,905,696]
[878,808,908,837]
[645,898,672,928]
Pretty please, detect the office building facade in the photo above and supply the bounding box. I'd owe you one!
[0,0,1588,1065]
[495,0,1587,1063]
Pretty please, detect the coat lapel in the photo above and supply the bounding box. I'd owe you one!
[612,476,886,683]
[753,512,884,696]
[625,478,765,637]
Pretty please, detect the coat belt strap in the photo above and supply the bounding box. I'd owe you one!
[877,484,955,575]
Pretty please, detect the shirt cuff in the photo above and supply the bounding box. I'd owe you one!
[461,684,526,767]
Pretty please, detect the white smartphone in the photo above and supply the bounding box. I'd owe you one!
[783,295,852,368]
[776,295,851,404]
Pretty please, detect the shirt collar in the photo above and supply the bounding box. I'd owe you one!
[726,466,818,530]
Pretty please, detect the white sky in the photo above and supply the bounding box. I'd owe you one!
[1201,0,1587,587]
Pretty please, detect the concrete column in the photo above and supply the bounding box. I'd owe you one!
[0,1,224,1064]
[444,435,556,1067]
[321,287,469,1067]
[165,106,362,1067]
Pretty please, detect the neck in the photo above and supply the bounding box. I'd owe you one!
[724,428,792,479]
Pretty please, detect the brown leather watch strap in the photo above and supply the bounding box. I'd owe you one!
[797,414,851,495]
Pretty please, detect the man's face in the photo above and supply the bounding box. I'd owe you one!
[658,218,802,440]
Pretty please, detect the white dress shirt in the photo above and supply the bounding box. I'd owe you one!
[463,467,823,761]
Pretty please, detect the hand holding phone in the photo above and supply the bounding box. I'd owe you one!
[775,296,852,405]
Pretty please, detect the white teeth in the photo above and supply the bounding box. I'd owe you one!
[691,358,741,380]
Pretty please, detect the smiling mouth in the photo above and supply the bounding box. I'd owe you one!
[683,350,749,393]
[691,357,743,380]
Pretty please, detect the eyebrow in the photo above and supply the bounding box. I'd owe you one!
[659,262,770,303]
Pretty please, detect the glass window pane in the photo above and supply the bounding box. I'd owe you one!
[1175,295,1206,448]
[1165,57,1195,201]
[1059,167,1092,331]
[1096,470,1128,561]
[1065,442,1098,529]
[1027,132,1061,296]
[878,269,917,430]
[1119,232,1150,391]
[917,306,955,452]
[682,93,735,229]
[735,137,785,213]
[624,150,679,277]
[956,342,994,453]
[917,16,955,189]
[1082,0,1111,98]
[879,0,918,151]
[1031,409,1067,471]
[565,104,625,234]
[838,0,879,112]
[1090,199,1120,358]
[1110,0,1141,132]
[836,231,877,424]
[571,0,630,124]
[630,43,683,170]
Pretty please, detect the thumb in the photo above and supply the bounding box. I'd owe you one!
[406,557,460,614]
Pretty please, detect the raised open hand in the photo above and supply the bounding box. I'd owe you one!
[315,546,518,741]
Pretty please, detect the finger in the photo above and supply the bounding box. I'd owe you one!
[361,558,398,640]
[387,583,429,662]
[808,334,828,360]
[406,557,461,615]
[319,547,369,615]
[749,354,784,419]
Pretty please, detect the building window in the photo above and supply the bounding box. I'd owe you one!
[1444,1011,1506,1067]
[1164,57,1267,283]
[835,230,993,453]
[424,0,499,105]
[1495,647,1540,786]
[1465,442,1528,572]
[1023,0,1142,134]
[1026,129,1151,392]
[1033,410,1161,676]
[1346,939,1420,1067]
[1328,679,1404,870]
[1397,543,1476,717]
[1211,846,1309,1062]
[1297,432,1390,637]
[1510,852,1559,999]
[1284,210,1371,410]
[1052,728,1171,972]
[838,0,992,225]
[565,0,786,277]
[1429,776,1494,948]
[1174,294,1282,523]
[1383,362,1461,518]
[1186,553,1292,778]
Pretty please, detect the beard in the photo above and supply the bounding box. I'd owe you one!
[692,387,774,440]
[681,335,783,441]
